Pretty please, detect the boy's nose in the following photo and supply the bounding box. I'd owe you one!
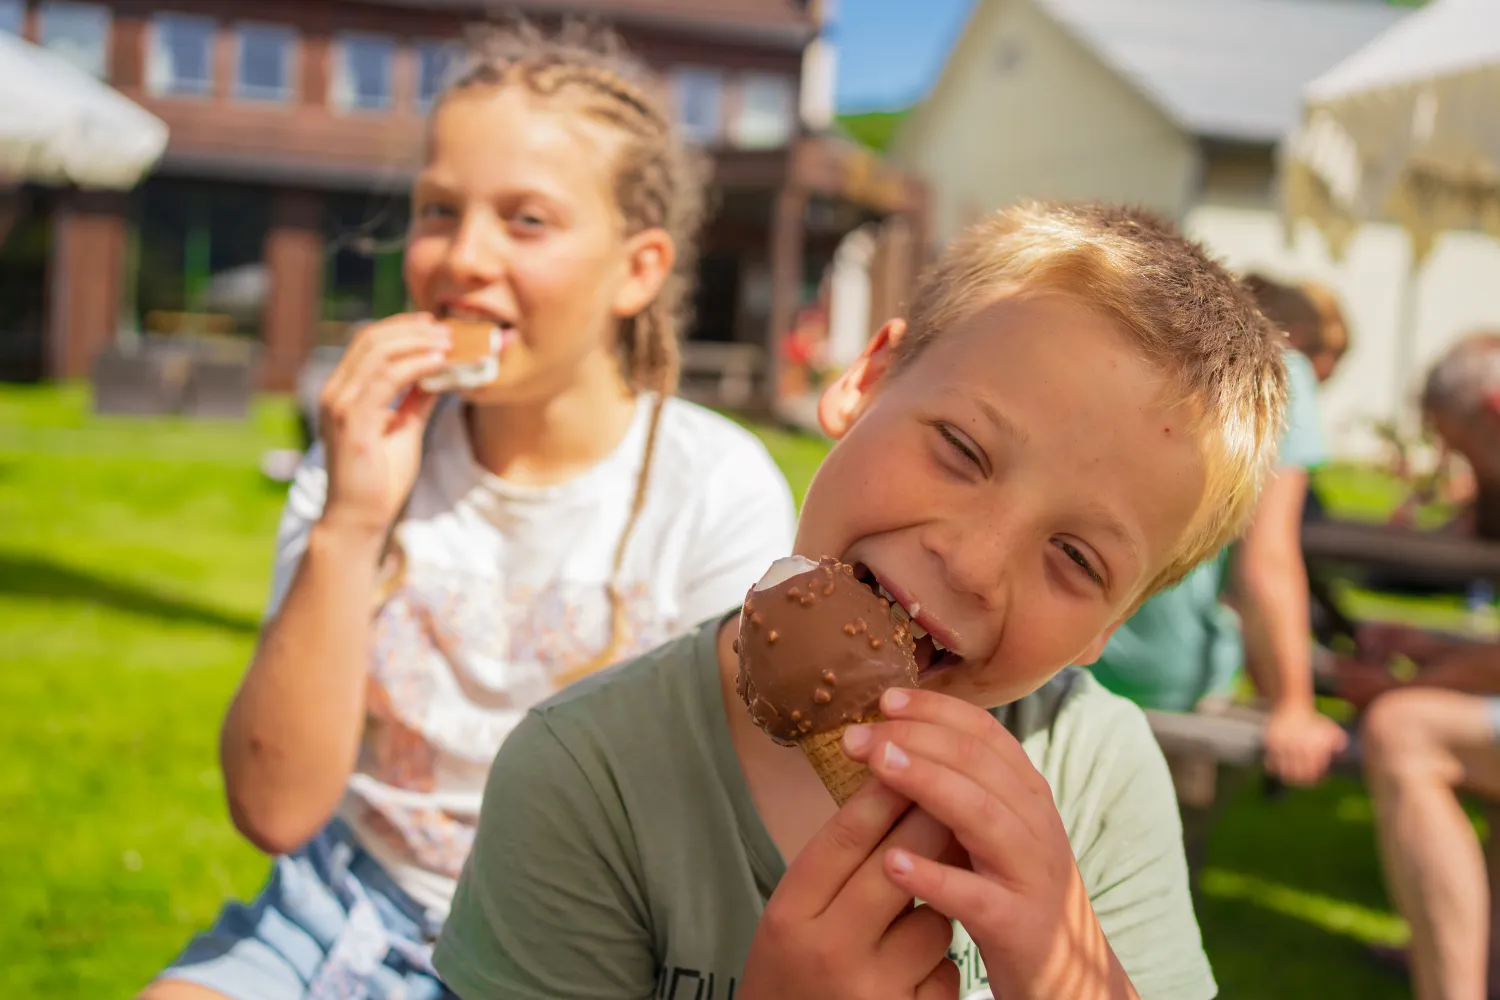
[927,519,1011,609]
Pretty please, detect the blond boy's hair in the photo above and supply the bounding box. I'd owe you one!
[893,201,1288,598]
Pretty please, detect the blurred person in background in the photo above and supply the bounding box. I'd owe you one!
[1336,334,1500,706]
[1388,332,1500,534]
[1330,334,1500,999]
[1299,279,1352,384]
[1335,623,1500,1000]
[136,20,795,1000]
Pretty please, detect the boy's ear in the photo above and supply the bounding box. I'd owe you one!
[1073,620,1123,667]
[817,318,907,438]
[611,228,676,318]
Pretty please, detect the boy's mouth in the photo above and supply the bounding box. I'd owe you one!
[851,562,963,677]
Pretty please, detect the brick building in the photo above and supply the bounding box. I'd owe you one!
[0,0,927,404]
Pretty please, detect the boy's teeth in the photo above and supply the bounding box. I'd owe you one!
[909,621,928,639]
[931,637,947,653]
[876,582,926,630]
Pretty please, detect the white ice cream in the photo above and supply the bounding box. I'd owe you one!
[751,555,820,592]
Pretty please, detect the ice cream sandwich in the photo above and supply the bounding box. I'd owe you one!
[420,318,506,393]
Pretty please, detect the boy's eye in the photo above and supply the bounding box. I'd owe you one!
[1055,540,1104,589]
[937,423,984,471]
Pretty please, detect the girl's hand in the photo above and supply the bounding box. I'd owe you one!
[842,689,1139,1000]
[738,780,961,1000]
[317,314,451,537]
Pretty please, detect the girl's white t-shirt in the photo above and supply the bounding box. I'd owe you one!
[263,394,797,914]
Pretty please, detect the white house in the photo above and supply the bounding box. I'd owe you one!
[891,0,1500,460]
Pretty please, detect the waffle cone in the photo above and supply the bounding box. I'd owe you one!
[799,713,884,806]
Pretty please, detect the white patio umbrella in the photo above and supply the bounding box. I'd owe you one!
[1280,0,1500,419]
[0,31,168,190]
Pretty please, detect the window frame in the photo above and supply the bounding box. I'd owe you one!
[329,31,397,114]
[37,1,113,80]
[233,20,299,104]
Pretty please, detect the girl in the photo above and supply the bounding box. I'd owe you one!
[139,20,796,1000]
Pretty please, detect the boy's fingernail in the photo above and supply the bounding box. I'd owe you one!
[842,725,871,752]
[883,689,910,712]
[889,849,914,875]
[883,743,909,770]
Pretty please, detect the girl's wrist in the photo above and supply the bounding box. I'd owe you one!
[309,514,390,567]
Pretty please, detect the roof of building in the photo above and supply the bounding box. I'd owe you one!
[353,0,816,48]
[1035,0,1408,142]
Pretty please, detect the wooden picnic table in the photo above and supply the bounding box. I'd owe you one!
[1302,518,1500,589]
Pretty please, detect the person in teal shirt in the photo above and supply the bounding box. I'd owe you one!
[1092,277,1350,786]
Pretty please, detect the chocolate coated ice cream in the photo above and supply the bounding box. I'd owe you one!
[735,556,918,745]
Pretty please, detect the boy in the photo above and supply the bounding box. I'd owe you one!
[434,203,1289,1000]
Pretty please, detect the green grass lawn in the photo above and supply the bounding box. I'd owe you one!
[1,383,1423,998]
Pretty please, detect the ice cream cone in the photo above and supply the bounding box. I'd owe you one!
[799,713,883,806]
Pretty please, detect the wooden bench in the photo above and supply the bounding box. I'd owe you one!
[91,340,257,420]
[180,357,254,420]
[1149,703,1500,973]
[679,342,764,411]
[91,346,191,416]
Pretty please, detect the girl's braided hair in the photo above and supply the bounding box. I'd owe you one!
[440,16,710,394]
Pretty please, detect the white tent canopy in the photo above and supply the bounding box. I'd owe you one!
[1281,0,1500,427]
[1282,0,1500,264]
[0,31,168,191]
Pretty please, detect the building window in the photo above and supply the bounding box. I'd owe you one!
[733,73,795,149]
[39,2,111,79]
[331,33,394,112]
[146,13,214,97]
[0,1,24,36]
[671,66,725,145]
[416,40,460,110]
[236,22,295,103]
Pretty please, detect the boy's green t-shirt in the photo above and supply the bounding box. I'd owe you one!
[435,619,1217,1000]
[1090,349,1329,712]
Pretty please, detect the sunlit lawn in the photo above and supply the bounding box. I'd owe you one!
[0,382,1436,997]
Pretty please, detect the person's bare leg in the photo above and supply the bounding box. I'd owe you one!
[1363,689,1500,1000]
[135,980,236,1000]
[1488,802,1500,997]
